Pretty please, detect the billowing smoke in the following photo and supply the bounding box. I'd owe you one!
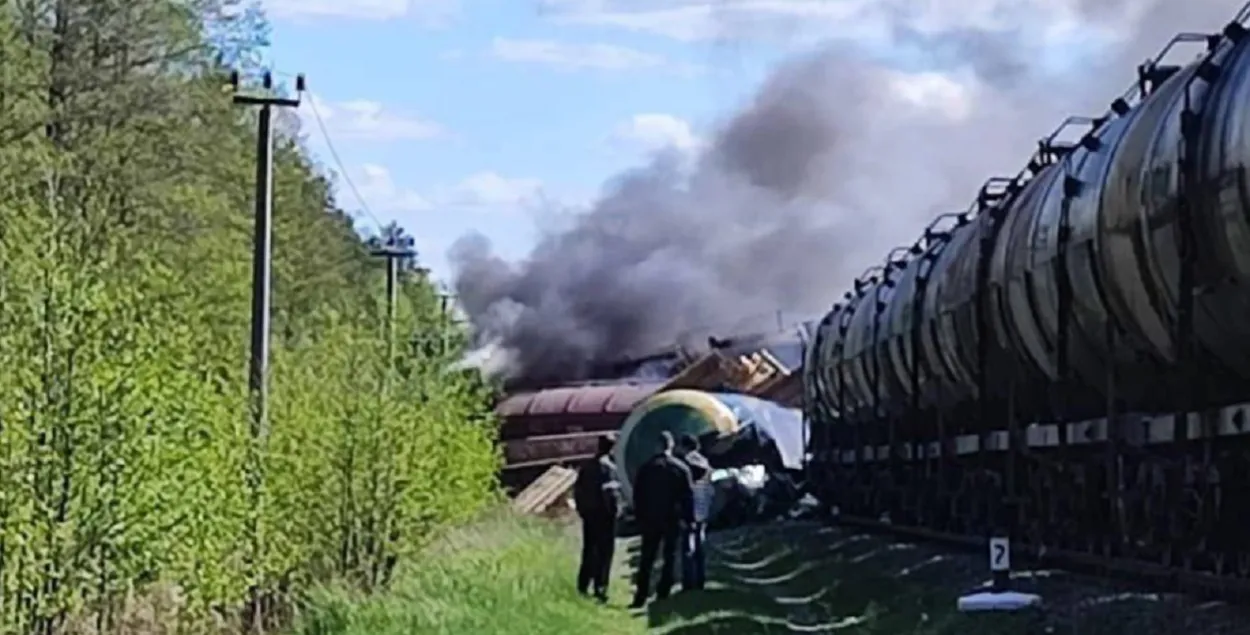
[450,0,1239,386]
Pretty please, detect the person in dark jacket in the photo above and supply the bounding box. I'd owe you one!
[573,434,621,602]
[676,434,713,591]
[629,431,693,609]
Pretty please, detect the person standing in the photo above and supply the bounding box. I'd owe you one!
[629,431,693,609]
[676,434,713,591]
[573,434,621,603]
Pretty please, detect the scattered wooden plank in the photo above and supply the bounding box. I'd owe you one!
[511,465,578,516]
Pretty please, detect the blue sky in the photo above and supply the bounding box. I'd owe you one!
[266,0,798,283]
[260,0,1117,284]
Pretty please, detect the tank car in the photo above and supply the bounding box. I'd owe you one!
[494,382,661,492]
[612,389,806,507]
[803,5,1250,577]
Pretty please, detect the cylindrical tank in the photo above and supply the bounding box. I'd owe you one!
[806,27,1250,430]
[493,382,661,491]
[613,389,804,505]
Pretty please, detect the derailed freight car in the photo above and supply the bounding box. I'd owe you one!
[613,389,808,525]
[803,5,1250,582]
[495,382,661,492]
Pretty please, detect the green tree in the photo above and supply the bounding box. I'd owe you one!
[0,0,501,632]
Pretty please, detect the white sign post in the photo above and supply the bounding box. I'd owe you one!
[956,535,1041,613]
[989,537,1010,572]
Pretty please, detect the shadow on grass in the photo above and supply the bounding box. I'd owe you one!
[618,521,1250,634]
[656,614,790,635]
[627,522,1041,634]
[647,587,790,625]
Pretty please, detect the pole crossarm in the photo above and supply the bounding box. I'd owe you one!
[230,69,305,107]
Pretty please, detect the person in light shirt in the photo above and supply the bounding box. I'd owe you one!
[676,434,713,591]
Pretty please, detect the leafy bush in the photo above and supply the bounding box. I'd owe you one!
[0,1,500,632]
[294,513,645,635]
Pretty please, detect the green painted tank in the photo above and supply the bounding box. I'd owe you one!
[612,388,805,506]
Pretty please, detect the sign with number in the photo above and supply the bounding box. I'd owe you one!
[989,537,1010,572]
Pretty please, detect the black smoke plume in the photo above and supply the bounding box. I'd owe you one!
[449,0,1237,386]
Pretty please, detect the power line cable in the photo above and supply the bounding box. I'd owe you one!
[270,67,383,234]
[303,94,385,233]
[271,72,445,289]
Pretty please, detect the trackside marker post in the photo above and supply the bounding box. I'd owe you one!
[957,535,1042,613]
[990,536,1010,588]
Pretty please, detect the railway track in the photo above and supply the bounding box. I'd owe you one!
[831,511,1250,603]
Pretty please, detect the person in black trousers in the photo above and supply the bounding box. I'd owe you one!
[573,434,621,602]
[629,431,694,609]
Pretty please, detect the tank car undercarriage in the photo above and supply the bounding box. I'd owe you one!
[804,4,1250,598]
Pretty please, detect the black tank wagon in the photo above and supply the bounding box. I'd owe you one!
[803,3,1250,593]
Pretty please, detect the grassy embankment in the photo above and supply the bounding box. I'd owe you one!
[291,511,1035,635]
[292,511,648,635]
[290,508,1250,635]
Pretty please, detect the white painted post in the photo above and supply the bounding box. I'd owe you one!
[989,536,1010,591]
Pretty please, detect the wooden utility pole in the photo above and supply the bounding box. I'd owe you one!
[230,68,303,634]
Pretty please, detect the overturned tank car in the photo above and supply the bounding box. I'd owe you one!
[613,389,808,523]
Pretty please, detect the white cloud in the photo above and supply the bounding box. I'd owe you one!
[263,0,457,22]
[301,94,444,142]
[448,172,545,209]
[351,163,431,214]
[339,167,545,217]
[558,1,860,42]
[541,0,1123,50]
[884,71,976,121]
[610,113,702,155]
[488,38,701,74]
[324,164,549,282]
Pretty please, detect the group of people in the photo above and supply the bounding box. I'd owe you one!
[572,430,715,609]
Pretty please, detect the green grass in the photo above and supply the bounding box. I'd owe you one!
[290,513,1045,635]
[291,511,647,635]
[286,510,1247,635]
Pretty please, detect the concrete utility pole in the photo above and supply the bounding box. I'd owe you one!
[369,231,417,356]
[230,69,303,634]
[231,69,303,444]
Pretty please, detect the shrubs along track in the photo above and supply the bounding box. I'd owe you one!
[0,2,501,632]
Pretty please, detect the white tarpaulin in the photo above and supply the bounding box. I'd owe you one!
[717,394,808,470]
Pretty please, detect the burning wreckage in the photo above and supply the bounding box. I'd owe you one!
[613,389,816,529]
[494,327,821,527]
